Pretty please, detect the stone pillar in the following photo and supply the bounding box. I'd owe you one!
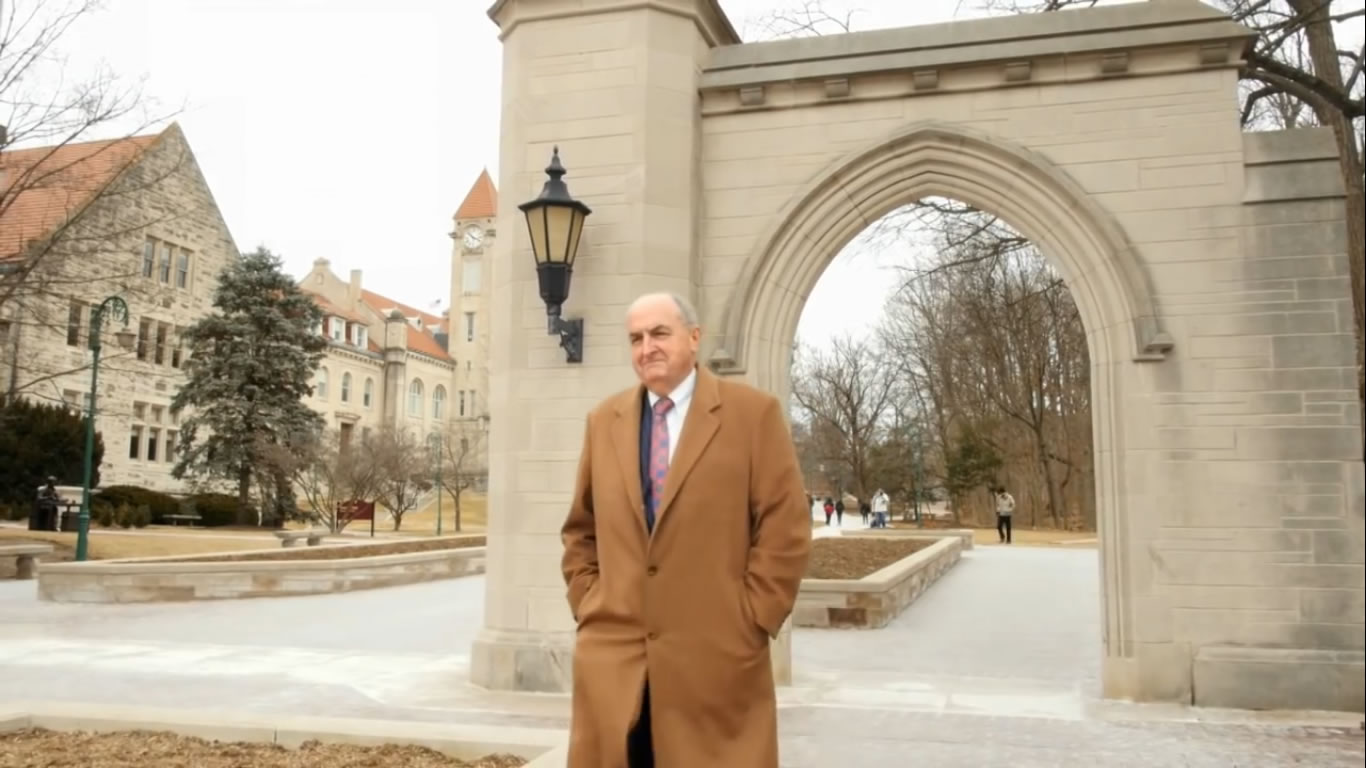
[471,0,741,692]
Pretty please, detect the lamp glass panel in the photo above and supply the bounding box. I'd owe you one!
[545,204,574,263]
[565,209,585,267]
[525,206,549,265]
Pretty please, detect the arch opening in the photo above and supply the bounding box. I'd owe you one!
[711,121,1157,688]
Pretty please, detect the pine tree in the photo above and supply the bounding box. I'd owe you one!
[171,246,325,522]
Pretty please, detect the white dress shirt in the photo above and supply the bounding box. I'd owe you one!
[646,368,696,466]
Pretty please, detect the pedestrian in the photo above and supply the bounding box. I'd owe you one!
[859,498,870,527]
[823,496,834,527]
[995,485,1015,543]
[871,488,889,528]
[834,497,845,528]
[560,291,812,768]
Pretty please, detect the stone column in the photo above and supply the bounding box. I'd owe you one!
[471,0,741,692]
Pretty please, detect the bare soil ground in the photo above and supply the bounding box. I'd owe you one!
[0,728,526,767]
[162,535,487,563]
[805,538,930,580]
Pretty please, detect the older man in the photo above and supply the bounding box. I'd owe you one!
[560,292,812,768]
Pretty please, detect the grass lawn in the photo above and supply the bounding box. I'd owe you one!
[0,526,281,577]
[386,492,488,535]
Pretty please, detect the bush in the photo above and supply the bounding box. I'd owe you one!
[93,502,115,528]
[94,485,179,524]
[188,493,254,527]
[114,503,134,529]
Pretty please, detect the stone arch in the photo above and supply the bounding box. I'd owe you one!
[706,120,1165,676]
[709,120,1172,392]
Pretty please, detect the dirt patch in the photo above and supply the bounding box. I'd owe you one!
[158,536,487,563]
[0,728,526,767]
[805,537,930,580]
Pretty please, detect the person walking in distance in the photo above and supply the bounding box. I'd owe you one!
[995,486,1015,544]
[560,292,813,768]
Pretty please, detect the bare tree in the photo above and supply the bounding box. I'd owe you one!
[434,416,488,532]
[1,0,184,400]
[791,335,897,497]
[367,426,432,531]
[292,429,382,533]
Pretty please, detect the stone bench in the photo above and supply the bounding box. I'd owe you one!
[0,543,56,580]
[273,529,328,548]
[163,514,202,527]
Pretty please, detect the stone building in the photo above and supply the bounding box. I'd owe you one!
[294,170,497,479]
[2,125,496,495]
[0,124,239,493]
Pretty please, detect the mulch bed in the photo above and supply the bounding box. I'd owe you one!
[0,728,525,767]
[160,536,487,564]
[805,537,931,580]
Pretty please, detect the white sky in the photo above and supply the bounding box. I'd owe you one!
[32,0,1325,348]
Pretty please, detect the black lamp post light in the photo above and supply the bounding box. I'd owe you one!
[519,146,592,363]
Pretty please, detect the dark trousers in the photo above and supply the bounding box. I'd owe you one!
[627,681,654,768]
[997,514,1013,543]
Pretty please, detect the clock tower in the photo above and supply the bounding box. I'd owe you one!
[448,169,497,465]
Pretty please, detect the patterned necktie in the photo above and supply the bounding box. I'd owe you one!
[646,397,674,532]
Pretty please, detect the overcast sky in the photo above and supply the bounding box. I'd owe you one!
[32,0,1311,348]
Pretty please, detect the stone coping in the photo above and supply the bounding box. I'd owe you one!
[36,537,487,603]
[842,527,974,550]
[0,701,568,767]
[701,0,1253,89]
[38,535,485,575]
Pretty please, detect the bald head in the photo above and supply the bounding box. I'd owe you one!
[626,291,702,395]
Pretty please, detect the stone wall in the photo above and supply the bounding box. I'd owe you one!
[37,545,486,603]
[794,537,962,629]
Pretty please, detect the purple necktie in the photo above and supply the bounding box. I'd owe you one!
[647,397,673,531]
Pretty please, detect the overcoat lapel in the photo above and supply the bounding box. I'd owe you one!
[655,368,721,529]
[611,389,648,539]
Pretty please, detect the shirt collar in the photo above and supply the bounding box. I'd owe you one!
[647,367,697,410]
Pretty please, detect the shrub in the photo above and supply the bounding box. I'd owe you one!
[94,485,178,524]
[0,398,104,508]
[114,503,134,529]
[93,502,115,528]
[188,493,253,527]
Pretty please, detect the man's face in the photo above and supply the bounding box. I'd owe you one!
[627,296,700,395]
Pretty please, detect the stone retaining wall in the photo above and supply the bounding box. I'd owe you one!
[793,536,962,628]
[36,540,486,603]
[843,527,974,550]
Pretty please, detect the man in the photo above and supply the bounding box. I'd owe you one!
[561,292,812,768]
[995,485,1015,544]
[871,488,889,529]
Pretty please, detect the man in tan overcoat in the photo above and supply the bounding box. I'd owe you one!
[561,292,812,768]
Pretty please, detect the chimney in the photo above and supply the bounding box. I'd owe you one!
[348,269,362,306]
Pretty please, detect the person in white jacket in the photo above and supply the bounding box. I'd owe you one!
[871,489,889,529]
[994,486,1015,544]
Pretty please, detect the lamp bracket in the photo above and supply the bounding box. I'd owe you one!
[548,314,583,364]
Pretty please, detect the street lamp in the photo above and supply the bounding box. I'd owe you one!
[519,146,592,363]
[75,295,135,562]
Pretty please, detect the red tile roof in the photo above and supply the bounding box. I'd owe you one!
[310,293,370,325]
[0,133,160,260]
[454,169,497,220]
[358,289,452,362]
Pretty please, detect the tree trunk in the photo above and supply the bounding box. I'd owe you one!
[1291,0,1366,415]
[237,466,251,518]
[1033,427,1063,528]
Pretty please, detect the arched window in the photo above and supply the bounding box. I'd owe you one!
[408,379,424,416]
[432,385,447,420]
[316,367,329,399]
[341,372,352,403]
[363,377,374,408]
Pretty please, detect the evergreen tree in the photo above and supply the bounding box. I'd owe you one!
[0,398,104,508]
[171,247,326,521]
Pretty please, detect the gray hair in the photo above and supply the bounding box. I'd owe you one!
[630,291,700,329]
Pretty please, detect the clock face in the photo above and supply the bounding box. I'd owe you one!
[463,226,484,250]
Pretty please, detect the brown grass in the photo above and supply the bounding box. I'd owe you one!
[805,538,931,580]
[0,529,280,577]
[970,528,1097,548]
[0,728,525,767]
[161,535,487,563]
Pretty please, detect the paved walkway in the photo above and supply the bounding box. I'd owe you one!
[0,550,1360,766]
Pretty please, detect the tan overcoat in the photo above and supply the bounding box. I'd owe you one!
[561,366,812,768]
